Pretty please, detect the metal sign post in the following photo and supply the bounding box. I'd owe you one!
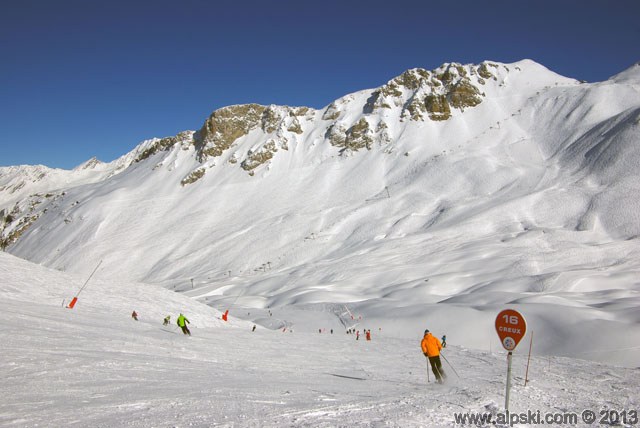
[495,309,527,412]
[505,351,513,410]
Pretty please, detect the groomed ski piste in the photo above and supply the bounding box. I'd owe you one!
[1,252,638,427]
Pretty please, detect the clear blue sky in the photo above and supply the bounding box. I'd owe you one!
[1,0,638,169]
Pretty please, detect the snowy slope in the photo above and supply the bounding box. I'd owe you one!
[2,59,640,368]
[1,252,639,427]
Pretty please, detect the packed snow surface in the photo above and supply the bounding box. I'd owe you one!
[1,252,639,427]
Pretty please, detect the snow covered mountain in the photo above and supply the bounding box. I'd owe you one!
[2,251,638,426]
[2,59,639,366]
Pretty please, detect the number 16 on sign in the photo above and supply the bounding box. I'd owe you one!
[495,309,527,411]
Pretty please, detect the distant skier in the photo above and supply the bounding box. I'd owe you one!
[421,329,446,384]
[177,313,191,336]
[131,310,138,321]
[356,330,360,340]
[252,324,256,332]
[441,335,447,348]
[163,315,171,326]
[365,330,371,341]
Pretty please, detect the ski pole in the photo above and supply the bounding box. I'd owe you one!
[425,356,430,383]
[440,352,460,378]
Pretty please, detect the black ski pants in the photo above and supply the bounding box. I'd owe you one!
[428,355,446,382]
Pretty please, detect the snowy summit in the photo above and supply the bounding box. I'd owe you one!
[1,59,640,426]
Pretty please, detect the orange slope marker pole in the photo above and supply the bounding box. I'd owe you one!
[67,259,103,309]
[524,331,534,387]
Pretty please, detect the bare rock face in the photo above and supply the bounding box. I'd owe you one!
[241,139,282,175]
[327,118,373,152]
[135,131,194,163]
[194,104,267,161]
[365,62,494,121]
[189,104,315,174]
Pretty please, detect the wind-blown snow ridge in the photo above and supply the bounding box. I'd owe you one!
[1,59,640,367]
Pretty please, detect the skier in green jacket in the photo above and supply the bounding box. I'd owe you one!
[177,313,191,336]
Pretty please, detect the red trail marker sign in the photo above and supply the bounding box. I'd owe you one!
[495,309,527,411]
[495,309,527,351]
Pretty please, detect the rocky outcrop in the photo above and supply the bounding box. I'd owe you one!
[241,140,282,175]
[135,131,194,163]
[125,62,504,173]
[0,193,59,249]
[364,62,494,121]
[193,104,314,169]
[180,168,206,186]
[194,104,267,161]
[326,118,379,153]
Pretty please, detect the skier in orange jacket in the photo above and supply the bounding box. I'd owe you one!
[421,329,446,383]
